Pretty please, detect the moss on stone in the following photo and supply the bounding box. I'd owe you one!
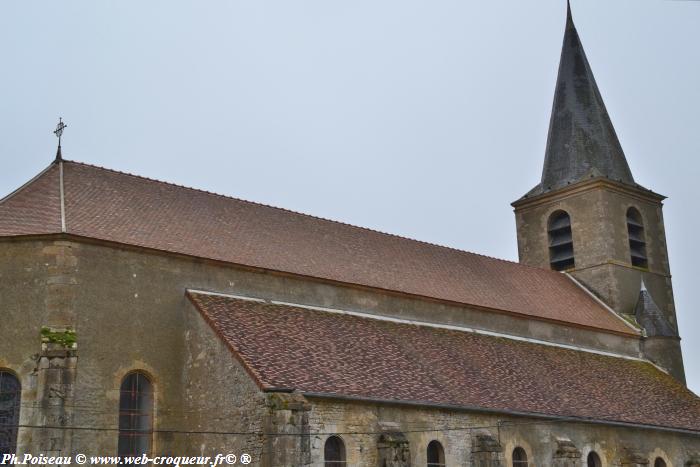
[41,327,77,348]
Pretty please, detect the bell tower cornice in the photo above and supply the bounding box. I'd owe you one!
[512,176,666,211]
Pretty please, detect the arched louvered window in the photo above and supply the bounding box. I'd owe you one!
[512,447,529,467]
[324,436,346,466]
[118,372,153,456]
[587,452,602,467]
[654,458,666,467]
[0,371,21,455]
[548,210,575,271]
[427,440,445,467]
[627,207,648,268]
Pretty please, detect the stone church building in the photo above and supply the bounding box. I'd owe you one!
[1,4,699,466]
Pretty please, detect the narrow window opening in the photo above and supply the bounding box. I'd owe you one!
[118,372,153,457]
[587,452,602,467]
[654,458,667,467]
[427,440,445,467]
[0,371,20,455]
[548,211,575,271]
[627,207,648,268]
[324,435,346,467]
[512,447,529,467]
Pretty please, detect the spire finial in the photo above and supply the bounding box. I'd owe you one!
[53,117,67,162]
[566,0,574,29]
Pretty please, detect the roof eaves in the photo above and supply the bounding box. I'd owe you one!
[1,228,635,338]
[300,391,700,436]
[513,177,666,208]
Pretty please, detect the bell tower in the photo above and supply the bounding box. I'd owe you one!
[511,2,685,382]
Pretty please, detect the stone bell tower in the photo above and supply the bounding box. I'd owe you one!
[511,2,685,382]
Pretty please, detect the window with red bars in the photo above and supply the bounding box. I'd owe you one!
[117,372,153,457]
[324,435,347,466]
[0,371,20,455]
[512,447,529,467]
[427,440,445,467]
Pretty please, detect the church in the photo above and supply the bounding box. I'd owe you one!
[1,3,699,466]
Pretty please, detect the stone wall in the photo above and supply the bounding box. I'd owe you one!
[180,300,267,458]
[304,398,700,466]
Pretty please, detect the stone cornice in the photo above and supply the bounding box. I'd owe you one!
[512,178,666,211]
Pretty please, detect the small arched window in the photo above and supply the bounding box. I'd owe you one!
[587,452,602,467]
[427,440,445,467]
[118,372,153,457]
[654,458,667,467]
[0,371,21,455]
[627,207,648,268]
[324,435,346,466]
[548,210,575,271]
[512,447,529,467]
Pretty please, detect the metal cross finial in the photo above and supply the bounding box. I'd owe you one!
[54,118,67,144]
[54,118,67,161]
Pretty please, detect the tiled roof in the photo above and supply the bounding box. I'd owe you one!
[0,160,635,335]
[0,164,62,236]
[187,292,700,433]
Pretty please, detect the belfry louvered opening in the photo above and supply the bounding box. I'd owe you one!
[548,210,575,271]
[627,207,648,268]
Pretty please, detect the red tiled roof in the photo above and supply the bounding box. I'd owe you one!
[0,160,636,335]
[187,292,700,433]
[0,164,62,236]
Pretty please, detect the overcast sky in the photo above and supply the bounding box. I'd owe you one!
[1,0,698,392]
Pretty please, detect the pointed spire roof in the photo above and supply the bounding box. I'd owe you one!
[634,280,676,337]
[534,2,635,195]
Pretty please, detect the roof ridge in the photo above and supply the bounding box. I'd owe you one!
[62,159,555,275]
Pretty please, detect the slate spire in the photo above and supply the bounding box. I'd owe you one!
[634,280,676,337]
[539,2,634,193]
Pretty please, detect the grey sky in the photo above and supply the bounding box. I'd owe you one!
[1,0,698,391]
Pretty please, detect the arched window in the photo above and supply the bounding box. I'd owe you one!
[324,436,346,466]
[427,440,445,467]
[548,211,575,271]
[654,458,666,467]
[0,371,21,455]
[627,207,648,268]
[118,372,153,456]
[587,452,602,467]
[512,447,529,467]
